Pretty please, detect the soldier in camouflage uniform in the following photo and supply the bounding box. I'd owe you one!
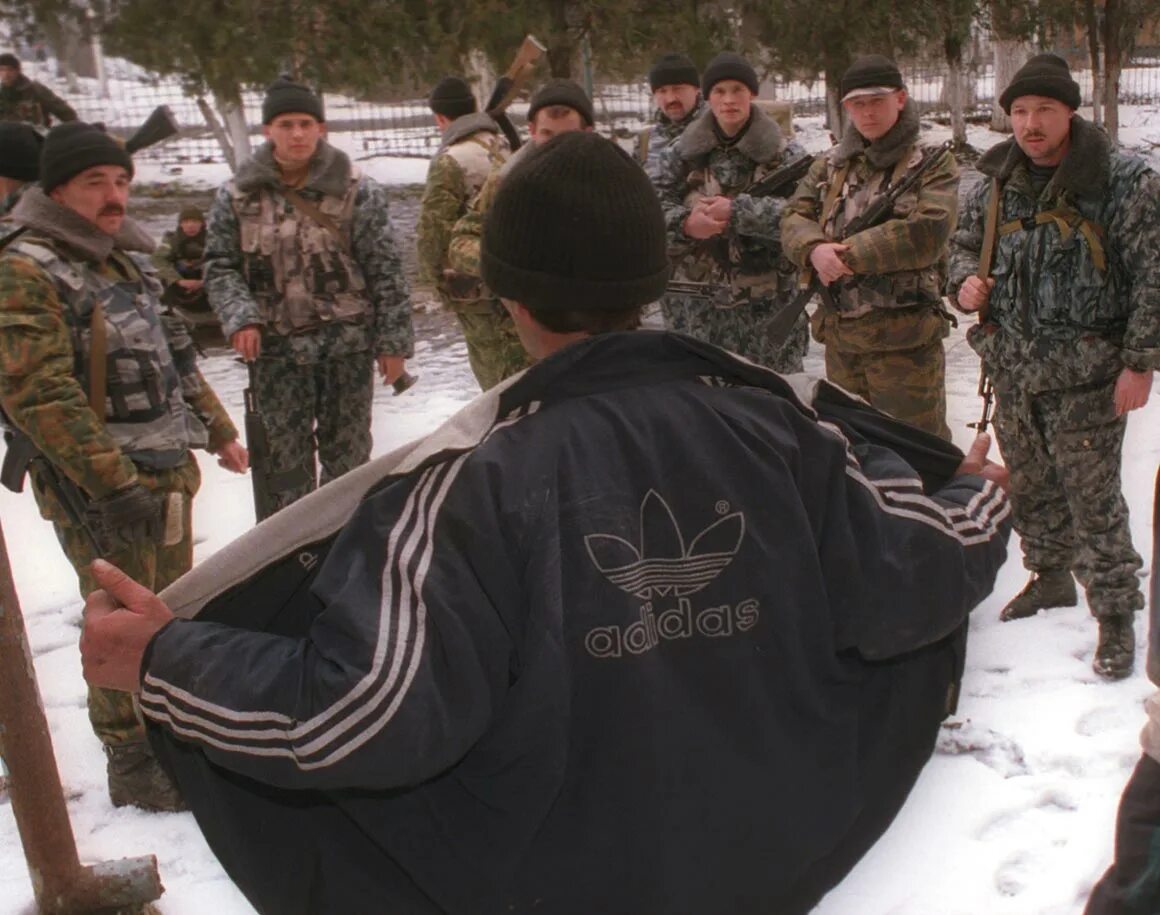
[655,51,809,374]
[0,122,248,809]
[0,120,41,215]
[949,55,1160,680]
[205,77,414,513]
[0,53,76,127]
[782,56,958,438]
[445,79,594,388]
[151,205,225,348]
[416,76,510,390]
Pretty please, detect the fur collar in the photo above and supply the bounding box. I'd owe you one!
[832,99,921,169]
[976,115,1110,200]
[234,139,353,197]
[437,111,501,156]
[9,186,155,262]
[676,103,786,163]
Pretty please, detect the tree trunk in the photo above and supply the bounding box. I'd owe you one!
[463,49,496,110]
[214,86,253,166]
[824,68,843,142]
[1084,0,1103,127]
[945,36,968,147]
[198,97,236,171]
[1103,0,1122,141]
[991,38,1030,133]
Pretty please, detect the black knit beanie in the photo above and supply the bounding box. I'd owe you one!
[999,53,1081,113]
[0,122,43,181]
[262,75,324,124]
[840,55,904,101]
[0,53,19,70]
[429,76,477,119]
[40,122,133,192]
[178,205,204,223]
[701,52,759,96]
[649,53,699,92]
[481,132,669,312]
[527,79,595,127]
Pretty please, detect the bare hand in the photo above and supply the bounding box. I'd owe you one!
[684,207,728,240]
[177,279,204,291]
[214,439,249,474]
[956,276,995,313]
[80,559,175,692]
[377,354,406,386]
[231,326,262,362]
[954,432,1009,491]
[808,243,854,286]
[1114,367,1154,416]
[699,195,733,223]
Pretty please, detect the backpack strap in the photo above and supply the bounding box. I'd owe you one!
[637,127,651,164]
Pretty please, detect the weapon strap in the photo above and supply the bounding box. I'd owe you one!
[638,127,651,164]
[89,300,107,418]
[282,188,350,256]
[820,161,852,229]
[998,206,1106,272]
[979,178,1001,281]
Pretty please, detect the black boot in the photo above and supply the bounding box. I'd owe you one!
[106,741,187,812]
[999,571,1077,622]
[1093,615,1136,681]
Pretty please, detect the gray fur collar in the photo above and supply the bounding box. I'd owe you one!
[676,104,786,163]
[234,139,352,197]
[437,112,500,156]
[976,115,1110,200]
[832,99,921,169]
[8,186,155,262]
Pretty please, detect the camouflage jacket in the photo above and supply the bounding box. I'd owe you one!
[635,97,706,185]
[417,113,508,293]
[654,104,806,296]
[782,101,959,319]
[0,189,237,500]
[948,116,1160,390]
[0,74,76,126]
[204,140,414,362]
[151,224,206,285]
[0,182,30,217]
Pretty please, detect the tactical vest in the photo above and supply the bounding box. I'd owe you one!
[445,132,506,207]
[7,237,208,469]
[819,145,943,319]
[229,169,369,336]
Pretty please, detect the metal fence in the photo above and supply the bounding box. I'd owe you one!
[22,52,1160,167]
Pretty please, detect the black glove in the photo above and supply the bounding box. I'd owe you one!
[85,483,163,554]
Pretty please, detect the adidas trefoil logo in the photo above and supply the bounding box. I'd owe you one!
[584,489,745,600]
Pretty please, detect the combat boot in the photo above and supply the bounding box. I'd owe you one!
[999,571,1077,622]
[105,741,186,812]
[1092,615,1135,681]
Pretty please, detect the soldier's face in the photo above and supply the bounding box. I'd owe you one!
[0,66,17,86]
[842,89,906,142]
[1010,96,1074,166]
[708,81,752,135]
[50,165,131,236]
[530,106,588,144]
[263,114,326,168]
[179,218,203,237]
[653,84,699,122]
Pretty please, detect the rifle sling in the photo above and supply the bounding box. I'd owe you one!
[89,299,107,418]
[282,188,350,255]
[978,178,1001,282]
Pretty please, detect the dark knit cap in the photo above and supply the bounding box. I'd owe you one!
[178,205,204,222]
[0,53,19,70]
[40,122,133,192]
[999,53,1081,113]
[840,55,904,101]
[262,75,324,124]
[481,132,669,312]
[701,52,759,96]
[649,53,699,92]
[0,122,43,181]
[527,79,595,127]
[429,76,477,119]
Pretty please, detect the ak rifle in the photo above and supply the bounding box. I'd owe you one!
[968,175,1003,434]
[763,139,955,344]
[484,35,546,152]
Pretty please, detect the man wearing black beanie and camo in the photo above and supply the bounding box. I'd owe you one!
[204,76,414,515]
[81,131,1011,914]
[949,53,1160,679]
[636,52,705,183]
[0,121,247,810]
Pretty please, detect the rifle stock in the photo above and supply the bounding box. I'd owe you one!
[125,105,180,155]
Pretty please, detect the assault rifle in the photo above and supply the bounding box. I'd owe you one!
[485,35,546,152]
[665,152,815,305]
[244,362,312,523]
[763,139,956,345]
[124,105,180,155]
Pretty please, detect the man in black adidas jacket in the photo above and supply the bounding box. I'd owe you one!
[81,132,1012,915]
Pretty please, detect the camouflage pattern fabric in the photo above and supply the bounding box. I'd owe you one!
[455,305,532,390]
[654,105,809,373]
[636,98,706,185]
[152,223,224,347]
[31,459,201,746]
[0,182,29,217]
[0,74,76,126]
[250,343,374,511]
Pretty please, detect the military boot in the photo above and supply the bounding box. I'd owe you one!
[999,571,1077,622]
[1092,615,1135,681]
[105,741,186,812]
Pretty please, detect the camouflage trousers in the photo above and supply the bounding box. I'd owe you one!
[813,306,951,440]
[452,301,532,391]
[253,350,374,513]
[663,294,809,374]
[29,458,201,749]
[992,375,1143,618]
